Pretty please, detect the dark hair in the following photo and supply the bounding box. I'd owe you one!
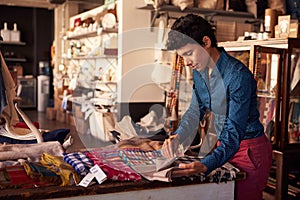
[166,14,217,50]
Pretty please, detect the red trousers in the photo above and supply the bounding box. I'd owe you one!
[229,134,272,200]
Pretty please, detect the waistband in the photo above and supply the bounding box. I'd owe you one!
[217,134,270,147]
[240,134,269,147]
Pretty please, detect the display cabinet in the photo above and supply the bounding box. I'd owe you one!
[17,77,36,108]
[220,38,300,200]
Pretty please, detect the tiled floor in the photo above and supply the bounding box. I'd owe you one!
[24,109,86,152]
[24,109,275,199]
[25,109,71,130]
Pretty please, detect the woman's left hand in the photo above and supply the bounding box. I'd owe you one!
[172,161,207,177]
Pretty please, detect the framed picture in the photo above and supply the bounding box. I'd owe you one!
[278,15,291,38]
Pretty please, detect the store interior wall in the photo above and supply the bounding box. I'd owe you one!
[0,5,54,100]
[117,0,166,121]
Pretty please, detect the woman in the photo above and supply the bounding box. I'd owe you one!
[162,14,272,200]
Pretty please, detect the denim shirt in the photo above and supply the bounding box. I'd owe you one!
[175,48,264,173]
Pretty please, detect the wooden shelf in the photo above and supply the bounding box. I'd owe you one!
[219,38,288,51]
[65,55,117,60]
[0,41,26,45]
[65,28,118,40]
[138,5,255,27]
[138,5,255,18]
[5,57,26,62]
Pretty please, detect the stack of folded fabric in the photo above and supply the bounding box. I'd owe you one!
[63,151,94,176]
[86,148,142,181]
[0,165,59,189]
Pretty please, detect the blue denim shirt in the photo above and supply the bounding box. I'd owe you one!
[175,48,264,173]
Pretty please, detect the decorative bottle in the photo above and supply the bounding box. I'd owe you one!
[0,22,10,41]
[10,23,20,42]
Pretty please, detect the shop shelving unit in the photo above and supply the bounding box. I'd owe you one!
[62,14,118,111]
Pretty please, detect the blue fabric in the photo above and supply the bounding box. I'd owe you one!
[174,48,264,174]
[63,152,94,175]
[0,128,70,144]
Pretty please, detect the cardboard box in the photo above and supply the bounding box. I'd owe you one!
[289,23,300,38]
[69,114,75,126]
[75,117,88,134]
[46,107,57,120]
[74,105,84,119]
[56,109,66,123]
[216,20,253,42]
[65,111,72,124]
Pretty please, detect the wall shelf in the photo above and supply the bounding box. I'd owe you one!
[64,55,117,60]
[65,28,118,40]
[0,41,26,46]
[138,5,255,27]
[4,57,26,62]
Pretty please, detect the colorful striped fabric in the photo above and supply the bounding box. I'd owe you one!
[86,148,142,181]
[63,152,94,175]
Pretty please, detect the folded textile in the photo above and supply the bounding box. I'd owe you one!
[119,148,162,167]
[40,153,80,186]
[86,148,141,181]
[63,152,94,176]
[117,148,171,182]
[113,111,166,141]
[0,128,70,144]
[125,154,240,183]
[0,160,20,169]
[0,141,64,162]
[15,121,40,129]
[23,161,62,185]
[0,125,38,141]
[117,137,163,151]
[113,115,139,140]
[0,165,57,189]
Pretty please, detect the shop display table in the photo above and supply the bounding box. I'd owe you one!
[0,178,236,200]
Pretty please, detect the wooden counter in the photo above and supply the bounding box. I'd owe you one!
[0,177,238,200]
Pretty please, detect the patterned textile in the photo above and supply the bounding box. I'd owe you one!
[40,153,80,186]
[0,165,56,189]
[172,156,239,183]
[23,161,62,185]
[119,148,162,166]
[86,148,141,181]
[123,152,240,183]
[63,152,94,175]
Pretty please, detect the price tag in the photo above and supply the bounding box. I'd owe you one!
[78,172,95,187]
[90,164,107,184]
